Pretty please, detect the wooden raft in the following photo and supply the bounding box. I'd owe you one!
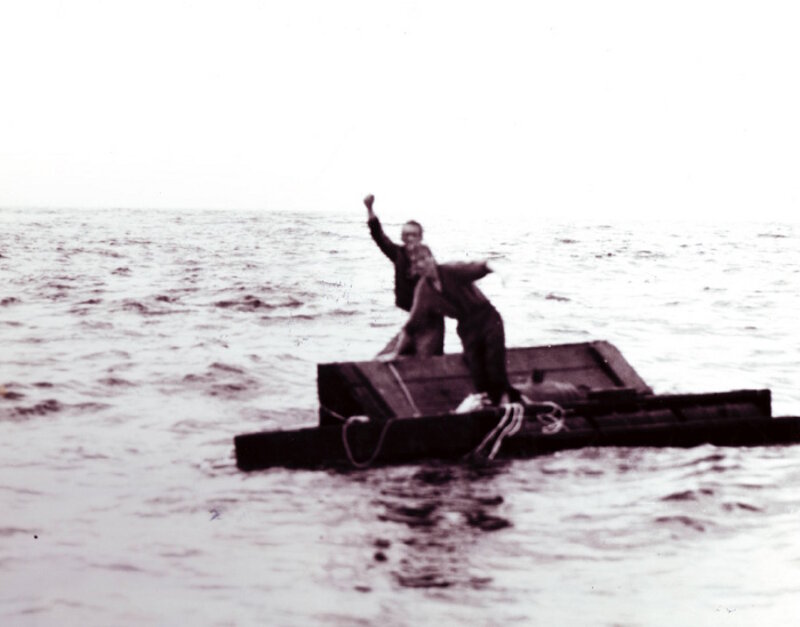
[233,340,800,471]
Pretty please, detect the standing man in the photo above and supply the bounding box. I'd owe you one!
[364,194,444,356]
[384,244,521,406]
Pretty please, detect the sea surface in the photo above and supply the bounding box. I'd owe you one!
[1,207,799,626]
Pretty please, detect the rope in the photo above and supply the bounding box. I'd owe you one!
[487,403,525,460]
[326,397,567,468]
[341,415,394,469]
[472,406,512,457]
[320,406,393,469]
[534,401,567,435]
[387,362,421,417]
[472,402,525,461]
[471,400,567,461]
[320,405,348,422]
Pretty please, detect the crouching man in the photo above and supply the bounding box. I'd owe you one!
[382,244,521,406]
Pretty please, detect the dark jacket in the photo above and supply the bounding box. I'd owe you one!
[367,216,418,311]
[403,262,495,337]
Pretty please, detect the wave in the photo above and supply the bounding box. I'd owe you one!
[209,362,246,374]
[214,295,303,311]
[721,501,762,512]
[179,363,261,399]
[3,398,62,421]
[98,377,135,387]
[653,515,708,532]
[120,299,185,316]
[661,488,715,501]
[259,313,317,323]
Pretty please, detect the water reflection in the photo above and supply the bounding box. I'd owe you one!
[371,462,513,589]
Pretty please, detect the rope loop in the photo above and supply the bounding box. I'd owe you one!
[535,401,567,435]
[341,415,393,469]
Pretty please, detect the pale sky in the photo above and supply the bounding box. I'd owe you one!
[2,0,799,221]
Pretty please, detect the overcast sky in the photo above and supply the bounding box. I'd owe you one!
[2,1,799,221]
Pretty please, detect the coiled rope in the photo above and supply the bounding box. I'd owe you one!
[534,401,567,435]
[471,400,568,461]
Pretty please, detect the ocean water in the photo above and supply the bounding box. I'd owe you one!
[1,207,799,626]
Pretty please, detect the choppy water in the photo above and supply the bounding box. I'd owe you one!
[1,208,799,626]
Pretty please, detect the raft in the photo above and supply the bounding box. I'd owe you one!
[234,341,800,471]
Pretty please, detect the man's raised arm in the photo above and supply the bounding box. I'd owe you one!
[363,194,398,262]
[443,260,493,283]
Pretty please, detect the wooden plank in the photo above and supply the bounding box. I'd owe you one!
[505,344,602,373]
[356,362,420,417]
[317,363,363,424]
[404,379,477,415]
[317,363,395,421]
[386,342,629,381]
[512,367,626,391]
[503,416,800,459]
[345,364,398,419]
[589,341,653,393]
[235,409,506,470]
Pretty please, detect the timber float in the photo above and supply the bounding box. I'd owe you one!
[234,341,800,471]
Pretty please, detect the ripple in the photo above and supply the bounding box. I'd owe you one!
[661,488,715,501]
[88,561,148,573]
[0,527,35,537]
[393,571,453,589]
[214,294,303,311]
[721,502,762,512]
[464,510,511,531]
[72,402,111,413]
[179,365,260,399]
[210,362,245,374]
[98,377,134,387]
[260,313,317,322]
[7,399,62,419]
[122,300,148,313]
[654,515,708,532]
[0,386,25,400]
[378,502,438,528]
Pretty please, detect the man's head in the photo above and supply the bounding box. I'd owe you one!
[401,220,423,246]
[408,243,437,279]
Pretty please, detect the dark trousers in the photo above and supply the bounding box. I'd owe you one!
[458,307,518,405]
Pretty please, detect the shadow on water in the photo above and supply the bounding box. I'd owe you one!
[369,461,513,590]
